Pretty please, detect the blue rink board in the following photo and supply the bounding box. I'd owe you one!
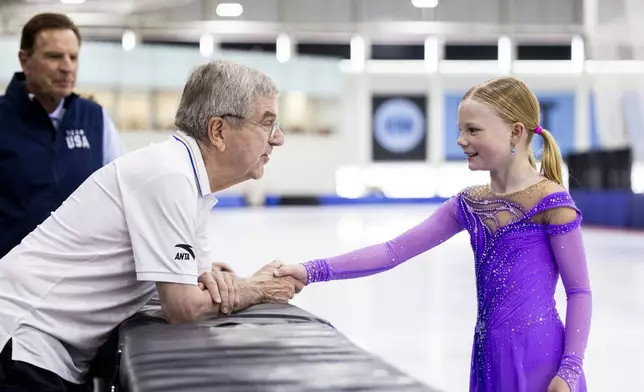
[215,192,644,230]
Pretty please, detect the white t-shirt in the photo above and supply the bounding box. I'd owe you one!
[0,130,218,383]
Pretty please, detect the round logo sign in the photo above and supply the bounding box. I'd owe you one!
[373,98,425,154]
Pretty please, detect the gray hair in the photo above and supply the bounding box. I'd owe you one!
[174,60,279,142]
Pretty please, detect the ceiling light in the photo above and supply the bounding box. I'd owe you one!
[424,36,439,73]
[411,0,438,8]
[276,34,291,63]
[350,35,366,72]
[200,34,214,57]
[122,30,136,52]
[571,36,585,72]
[60,0,86,4]
[216,3,243,17]
[498,36,512,73]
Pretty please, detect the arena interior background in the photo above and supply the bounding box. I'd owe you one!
[0,0,642,224]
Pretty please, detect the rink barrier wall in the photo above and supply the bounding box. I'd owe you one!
[570,191,644,229]
[213,192,644,230]
[265,195,451,206]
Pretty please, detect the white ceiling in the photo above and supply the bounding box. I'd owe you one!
[0,0,606,44]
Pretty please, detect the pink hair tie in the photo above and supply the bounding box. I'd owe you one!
[534,125,543,135]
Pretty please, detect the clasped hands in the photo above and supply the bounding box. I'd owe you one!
[197,261,305,315]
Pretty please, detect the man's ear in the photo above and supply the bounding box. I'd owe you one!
[18,50,30,71]
[207,117,226,152]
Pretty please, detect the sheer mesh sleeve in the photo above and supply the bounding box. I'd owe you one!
[303,197,464,283]
[546,207,592,392]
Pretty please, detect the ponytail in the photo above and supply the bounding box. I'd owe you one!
[536,128,564,185]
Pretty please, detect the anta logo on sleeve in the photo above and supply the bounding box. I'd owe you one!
[174,244,195,260]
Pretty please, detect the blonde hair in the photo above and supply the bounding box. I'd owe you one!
[462,76,564,185]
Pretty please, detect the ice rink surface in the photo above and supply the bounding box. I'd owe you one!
[209,204,643,391]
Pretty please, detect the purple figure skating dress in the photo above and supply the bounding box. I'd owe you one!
[303,180,591,392]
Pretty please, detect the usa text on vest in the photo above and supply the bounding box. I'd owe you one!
[65,129,91,149]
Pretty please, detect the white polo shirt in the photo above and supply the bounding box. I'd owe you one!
[0,130,218,383]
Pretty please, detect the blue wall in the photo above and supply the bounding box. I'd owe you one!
[531,93,575,158]
[589,93,601,150]
[444,94,465,161]
[444,92,601,161]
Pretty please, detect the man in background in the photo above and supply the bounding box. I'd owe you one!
[0,12,124,259]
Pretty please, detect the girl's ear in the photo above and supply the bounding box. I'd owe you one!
[511,122,526,144]
[511,122,526,137]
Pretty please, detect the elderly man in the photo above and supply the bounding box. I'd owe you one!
[0,60,296,391]
[0,13,125,260]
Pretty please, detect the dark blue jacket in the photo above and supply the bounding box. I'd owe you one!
[0,72,105,258]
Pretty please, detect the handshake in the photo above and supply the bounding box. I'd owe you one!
[196,260,309,316]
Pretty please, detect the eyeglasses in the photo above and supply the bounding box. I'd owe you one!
[221,114,280,140]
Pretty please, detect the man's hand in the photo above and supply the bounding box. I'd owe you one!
[198,269,239,315]
[195,262,237,309]
[255,260,304,293]
[211,262,234,274]
[197,262,235,290]
[248,260,300,303]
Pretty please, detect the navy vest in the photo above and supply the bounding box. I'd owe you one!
[0,72,105,258]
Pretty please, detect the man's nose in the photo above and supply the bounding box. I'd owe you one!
[59,56,74,73]
[270,127,285,147]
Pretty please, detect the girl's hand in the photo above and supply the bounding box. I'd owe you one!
[547,376,571,392]
[273,263,308,288]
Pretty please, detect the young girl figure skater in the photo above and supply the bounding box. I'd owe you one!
[275,77,592,392]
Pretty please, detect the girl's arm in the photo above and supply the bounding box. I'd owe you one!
[304,197,464,283]
[546,207,592,392]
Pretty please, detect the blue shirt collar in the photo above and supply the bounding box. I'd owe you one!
[172,130,214,198]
